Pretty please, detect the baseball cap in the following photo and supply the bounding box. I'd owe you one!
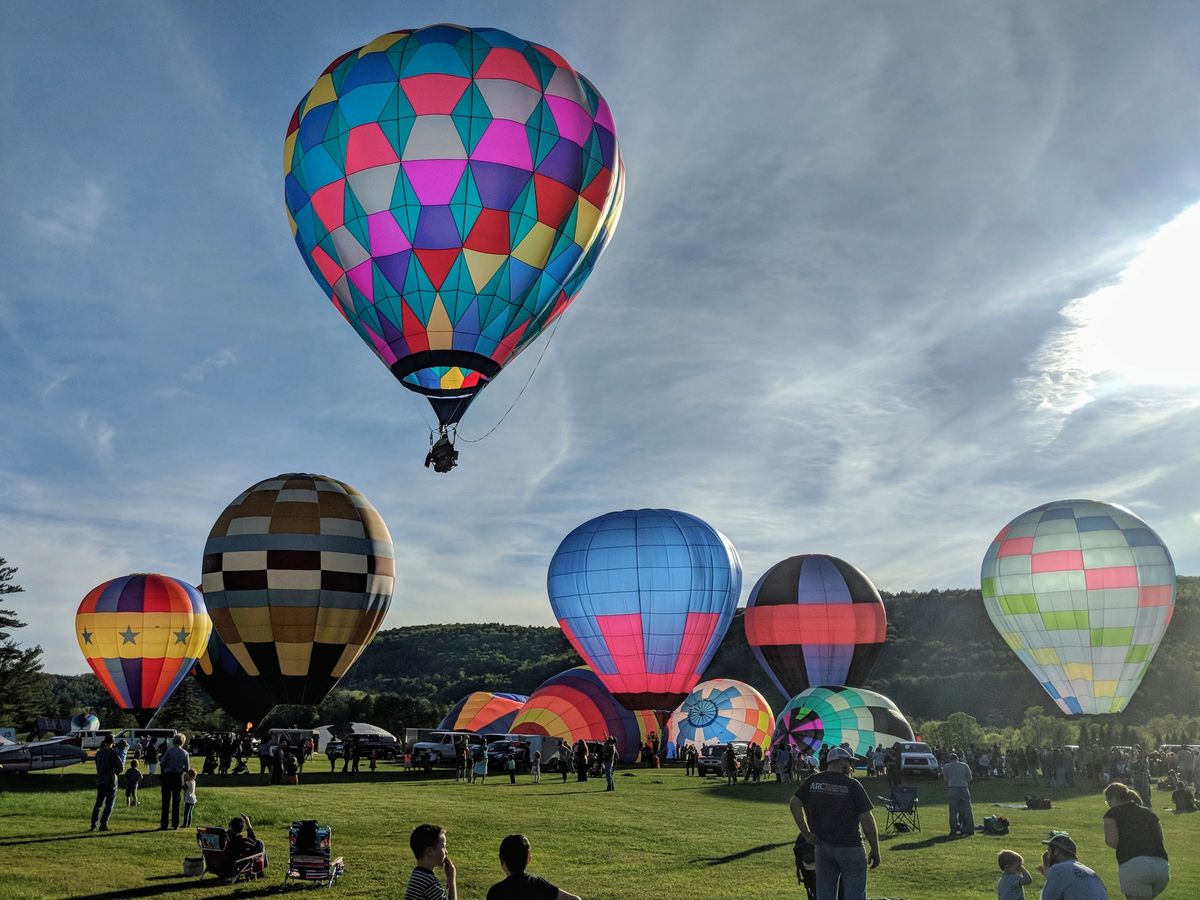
[827,747,853,762]
[1042,832,1077,856]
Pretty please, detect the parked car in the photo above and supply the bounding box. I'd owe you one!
[697,741,748,776]
[486,740,531,772]
[898,741,940,776]
[351,734,398,759]
[410,731,481,765]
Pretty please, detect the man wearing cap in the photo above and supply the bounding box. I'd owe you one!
[940,751,975,837]
[790,746,880,900]
[1038,832,1109,900]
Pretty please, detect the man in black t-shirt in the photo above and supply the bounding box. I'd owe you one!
[790,746,880,900]
[486,833,581,900]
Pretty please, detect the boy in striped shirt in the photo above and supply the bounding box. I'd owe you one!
[405,824,457,900]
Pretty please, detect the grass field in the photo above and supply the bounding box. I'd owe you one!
[1,760,1196,899]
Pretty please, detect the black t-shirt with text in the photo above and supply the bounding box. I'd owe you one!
[486,872,559,900]
[794,771,874,847]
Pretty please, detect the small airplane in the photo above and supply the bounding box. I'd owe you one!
[0,735,88,772]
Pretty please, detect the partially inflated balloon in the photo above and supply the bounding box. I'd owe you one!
[192,627,276,731]
[981,499,1175,716]
[437,691,528,733]
[75,575,212,726]
[201,474,395,705]
[285,25,624,428]
[548,509,742,712]
[773,686,913,756]
[511,666,656,763]
[667,678,773,754]
[745,554,886,698]
[71,713,100,732]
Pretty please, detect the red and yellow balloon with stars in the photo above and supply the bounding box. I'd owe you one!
[75,574,211,726]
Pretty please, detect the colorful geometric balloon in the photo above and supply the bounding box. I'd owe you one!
[437,691,529,733]
[75,574,212,726]
[981,499,1176,716]
[547,509,742,712]
[667,678,774,755]
[511,666,657,763]
[201,474,395,706]
[70,713,101,732]
[772,686,914,757]
[284,24,624,428]
[745,554,886,698]
[192,626,276,731]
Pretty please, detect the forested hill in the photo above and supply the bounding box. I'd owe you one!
[339,577,1200,725]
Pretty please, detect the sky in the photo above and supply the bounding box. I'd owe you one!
[2,2,1199,675]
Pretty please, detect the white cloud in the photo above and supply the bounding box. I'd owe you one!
[24,180,109,246]
[182,348,237,384]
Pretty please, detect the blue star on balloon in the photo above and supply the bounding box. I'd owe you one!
[120,626,138,645]
[81,629,93,645]
[173,629,190,645]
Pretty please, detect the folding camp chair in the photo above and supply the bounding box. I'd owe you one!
[195,826,266,883]
[877,784,921,834]
[283,820,345,888]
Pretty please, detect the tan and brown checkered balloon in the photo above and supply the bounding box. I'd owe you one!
[202,473,395,705]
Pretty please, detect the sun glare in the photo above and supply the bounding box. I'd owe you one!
[1065,201,1200,388]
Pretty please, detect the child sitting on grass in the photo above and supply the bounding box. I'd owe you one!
[997,849,1033,900]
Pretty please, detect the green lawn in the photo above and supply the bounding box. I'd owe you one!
[1,761,1196,899]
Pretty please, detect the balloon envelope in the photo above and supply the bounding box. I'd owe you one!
[75,574,212,726]
[192,626,276,731]
[548,508,742,712]
[667,678,774,755]
[438,691,528,733]
[745,554,886,699]
[512,666,657,763]
[981,499,1175,716]
[284,24,624,428]
[70,713,100,732]
[773,686,914,757]
[201,473,395,706]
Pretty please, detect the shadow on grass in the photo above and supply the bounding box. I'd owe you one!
[0,828,163,846]
[887,833,964,851]
[690,841,793,866]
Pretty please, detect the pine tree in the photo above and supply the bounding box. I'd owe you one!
[155,678,203,731]
[0,558,47,728]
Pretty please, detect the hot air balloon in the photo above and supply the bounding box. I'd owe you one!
[75,574,212,726]
[981,499,1176,716]
[201,473,395,706]
[547,508,742,733]
[438,691,529,733]
[511,666,657,763]
[284,24,624,466]
[192,627,276,732]
[70,713,100,732]
[745,554,886,699]
[772,686,914,756]
[666,678,774,755]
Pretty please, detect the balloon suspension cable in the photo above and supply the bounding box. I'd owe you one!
[458,316,562,444]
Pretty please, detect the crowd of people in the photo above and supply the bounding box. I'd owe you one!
[83,728,1188,899]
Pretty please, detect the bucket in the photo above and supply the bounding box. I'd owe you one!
[183,856,205,876]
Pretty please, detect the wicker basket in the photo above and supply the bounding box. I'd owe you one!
[183,856,206,877]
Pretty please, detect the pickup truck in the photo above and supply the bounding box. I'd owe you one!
[409,731,480,765]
